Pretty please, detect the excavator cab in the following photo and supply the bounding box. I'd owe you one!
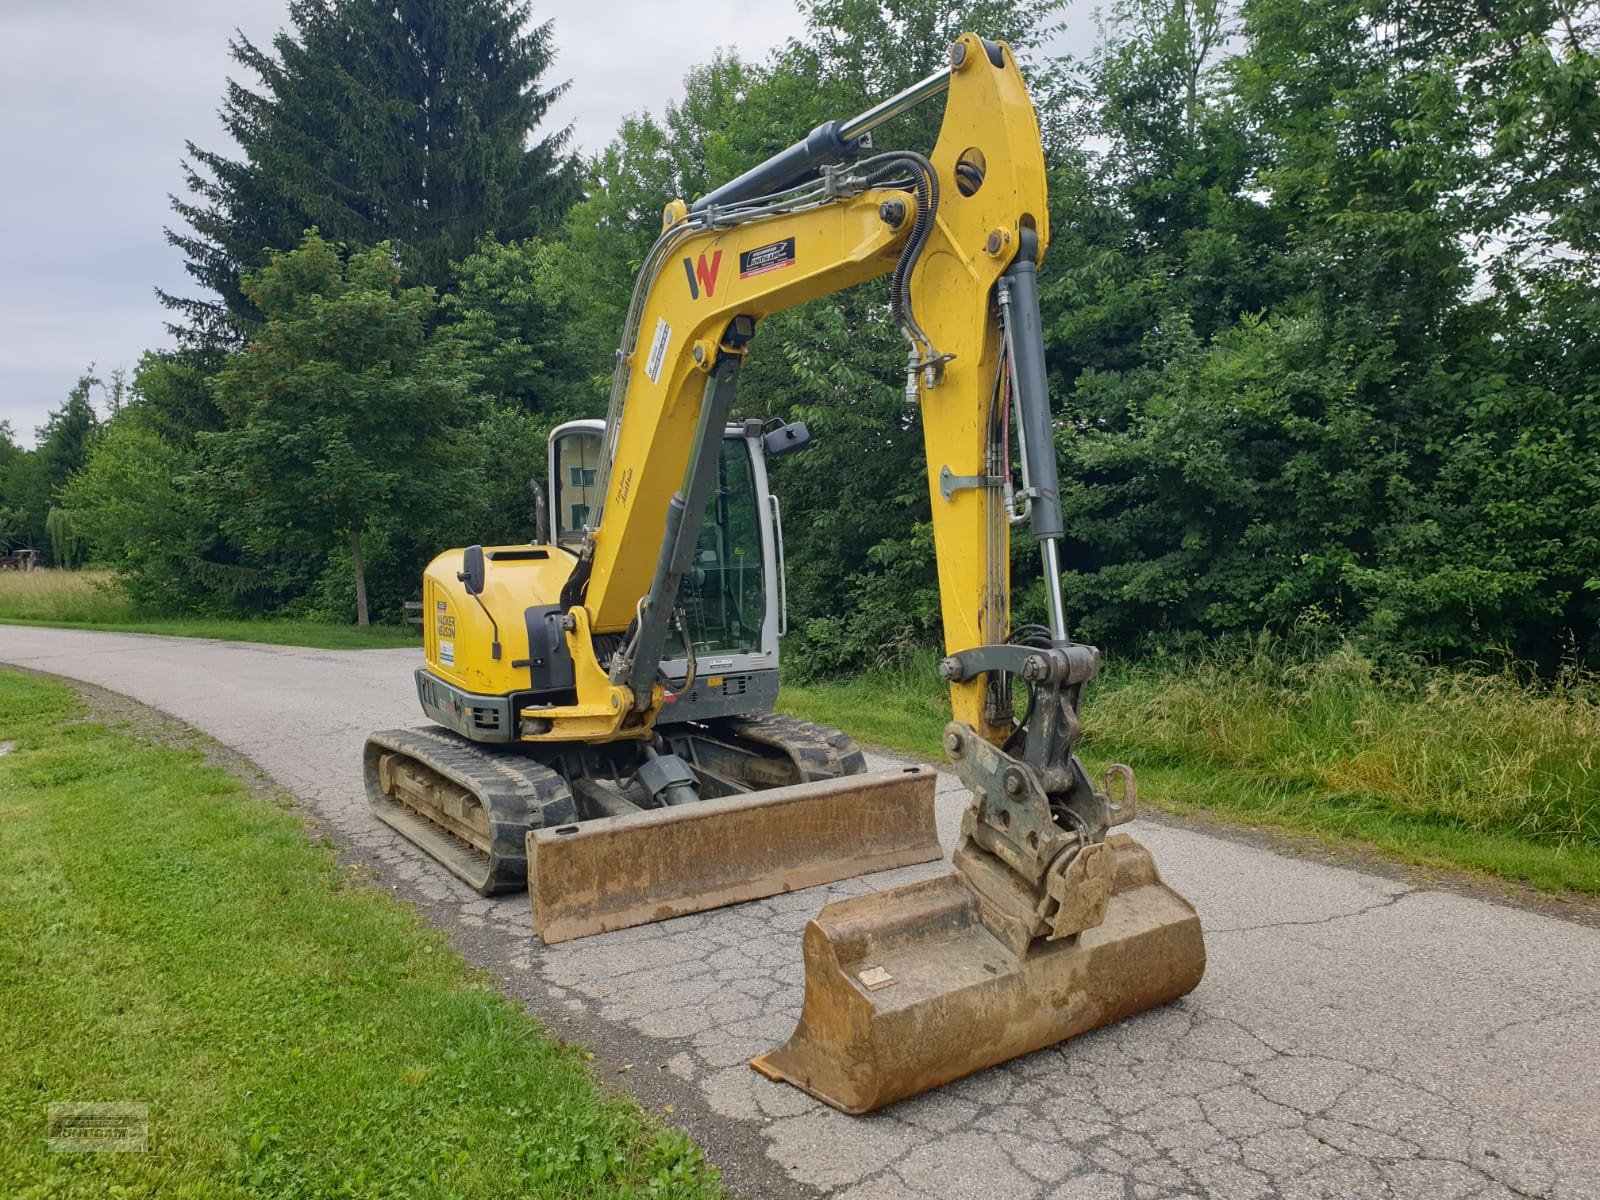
[550,418,783,715]
[549,421,603,550]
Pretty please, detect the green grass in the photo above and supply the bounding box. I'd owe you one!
[780,654,954,762]
[779,643,1600,896]
[0,568,131,622]
[0,570,417,648]
[0,671,723,1200]
[0,616,418,649]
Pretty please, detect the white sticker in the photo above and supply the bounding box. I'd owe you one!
[439,640,455,667]
[645,317,671,383]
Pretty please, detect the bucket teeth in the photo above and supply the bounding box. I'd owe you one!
[751,833,1205,1114]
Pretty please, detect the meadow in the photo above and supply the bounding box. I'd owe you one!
[782,642,1600,896]
[0,569,415,649]
[0,670,721,1200]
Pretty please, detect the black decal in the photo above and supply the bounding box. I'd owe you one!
[739,236,796,279]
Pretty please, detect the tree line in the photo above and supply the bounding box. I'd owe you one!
[2,0,1595,669]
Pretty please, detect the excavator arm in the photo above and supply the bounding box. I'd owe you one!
[548,32,1189,990]
[538,34,1052,751]
[725,36,1208,1113]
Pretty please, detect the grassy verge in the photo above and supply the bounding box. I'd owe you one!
[0,570,416,649]
[0,616,418,649]
[780,644,1600,896]
[0,671,722,1200]
[780,654,953,763]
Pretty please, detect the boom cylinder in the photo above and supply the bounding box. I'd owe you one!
[690,67,952,214]
[618,355,744,703]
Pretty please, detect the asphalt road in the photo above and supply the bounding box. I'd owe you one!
[4,626,1598,1200]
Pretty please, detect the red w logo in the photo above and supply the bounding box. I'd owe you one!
[682,250,723,300]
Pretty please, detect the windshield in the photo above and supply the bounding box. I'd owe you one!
[553,430,602,544]
[678,439,764,657]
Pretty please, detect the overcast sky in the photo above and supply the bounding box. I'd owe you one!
[0,1,1094,446]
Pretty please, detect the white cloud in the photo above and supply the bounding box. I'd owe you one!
[0,0,1099,445]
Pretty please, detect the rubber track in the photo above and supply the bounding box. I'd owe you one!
[717,713,869,782]
[365,726,576,896]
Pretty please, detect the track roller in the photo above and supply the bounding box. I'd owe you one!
[364,726,576,895]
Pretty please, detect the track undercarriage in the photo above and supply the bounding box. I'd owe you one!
[364,714,940,941]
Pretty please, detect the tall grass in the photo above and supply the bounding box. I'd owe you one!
[0,569,416,649]
[0,569,132,622]
[1084,641,1599,850]
[781,649,952,760]
[779,640,1600,894]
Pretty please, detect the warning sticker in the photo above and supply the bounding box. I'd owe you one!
[439,640,455,667]
[739,236,796,279]
[645,317,671,383]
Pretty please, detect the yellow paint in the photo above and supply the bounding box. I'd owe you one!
[519,605,652,744]
[422,545,574,698]
[587,193,917,632]
[428,33,1051,751]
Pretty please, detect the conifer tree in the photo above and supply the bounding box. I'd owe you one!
[163,0,578,347]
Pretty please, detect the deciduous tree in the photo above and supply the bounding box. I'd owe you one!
[203,233,471,625]
[0,374,101,562]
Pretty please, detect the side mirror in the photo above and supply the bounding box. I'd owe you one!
[763,420,812,458]
[457,544,487,596]
[529,479,549,545]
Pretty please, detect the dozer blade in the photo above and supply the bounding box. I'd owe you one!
[527,766,940,943]
[750,833,1204,1114]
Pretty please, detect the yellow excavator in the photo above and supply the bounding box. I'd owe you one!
[367,408,943,942]
[366,32,1204,1113]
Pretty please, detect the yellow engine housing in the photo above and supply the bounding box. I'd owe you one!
[421,544,574,699]
[419,543,651,745]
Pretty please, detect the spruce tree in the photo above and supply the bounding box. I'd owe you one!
[162,0,579,347]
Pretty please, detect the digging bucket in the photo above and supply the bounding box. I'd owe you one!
[750,833,1205,1113]
[526,766,940,943]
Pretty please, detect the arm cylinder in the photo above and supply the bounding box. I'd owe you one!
[690,121,860,214]
[1001,229,1063,544]
[838,68,953,142]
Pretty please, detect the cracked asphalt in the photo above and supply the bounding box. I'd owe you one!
[4,626,1598,1199]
